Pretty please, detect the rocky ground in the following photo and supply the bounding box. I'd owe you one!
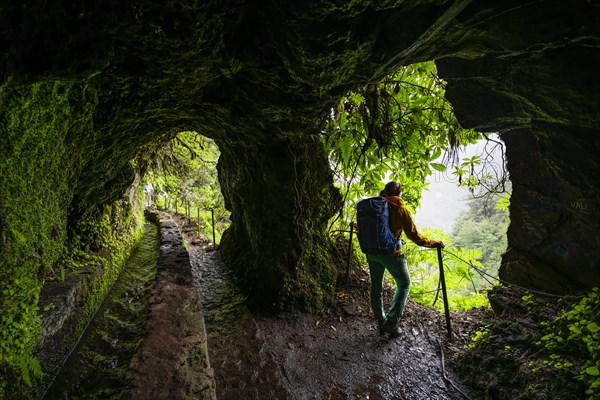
[129,214,598,400]
[174,214,491,400]
[35,213,592,400]
[175,214,595,400]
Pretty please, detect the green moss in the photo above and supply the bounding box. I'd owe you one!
[0,80,94,395]
[217,134,342,314]
[70,192,146,341]
[0,78,146,397]
[279,232,338,314]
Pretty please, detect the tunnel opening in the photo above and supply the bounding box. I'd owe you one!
[320,60,512,313]
[139,131,230,246]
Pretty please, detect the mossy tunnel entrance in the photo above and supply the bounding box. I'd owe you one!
[0,1,599,398]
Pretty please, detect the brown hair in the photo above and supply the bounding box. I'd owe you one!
[380,181,402,197]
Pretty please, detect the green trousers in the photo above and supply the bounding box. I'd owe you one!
[367,252,410,324]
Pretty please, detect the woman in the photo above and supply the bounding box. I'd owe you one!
[368,181,444,338]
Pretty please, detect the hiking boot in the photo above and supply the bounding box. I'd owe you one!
[381,320,401,338]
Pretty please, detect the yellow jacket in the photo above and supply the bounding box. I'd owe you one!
[384,195,437,248]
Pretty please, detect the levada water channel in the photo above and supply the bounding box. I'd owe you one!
[42,222,160,399]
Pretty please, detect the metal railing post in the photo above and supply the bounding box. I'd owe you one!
[211,207,216,245]
[345,222,354,283]
[437,247,452,338]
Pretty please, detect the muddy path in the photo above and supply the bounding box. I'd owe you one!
[175,215,479,400]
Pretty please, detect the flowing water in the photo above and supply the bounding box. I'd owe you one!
[42,222,160,400]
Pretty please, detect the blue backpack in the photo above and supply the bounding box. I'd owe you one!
[356,196,398,255]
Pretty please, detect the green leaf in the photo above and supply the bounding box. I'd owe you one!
[20,358,32,386]
[587,322,599,333]
[430,147,442,161]
[339,134,354,167]
[430,162,446,172]
[569,325,582,334]
[11,228,27,246]
[584,366,599,376]
[348,92,364,104]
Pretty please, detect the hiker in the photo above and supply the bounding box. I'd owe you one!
[354,181,444,338]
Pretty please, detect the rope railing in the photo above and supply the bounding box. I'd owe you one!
[442,249,586,299]
[339,222,589,339]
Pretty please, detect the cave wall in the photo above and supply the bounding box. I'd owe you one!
[0,77,150,395]
[217,135,341,311]
[434,1,600,292]
[0,80,97,394]
[1,0,599,392]
[501,125,599,292]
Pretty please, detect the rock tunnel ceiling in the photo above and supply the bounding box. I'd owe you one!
[1,0,599,308]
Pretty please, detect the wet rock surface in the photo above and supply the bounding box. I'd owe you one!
[178,215,478,400]
[255,310,459,399]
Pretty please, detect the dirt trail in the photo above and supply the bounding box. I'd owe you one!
[255,306,462,399]
[176,215,478,400]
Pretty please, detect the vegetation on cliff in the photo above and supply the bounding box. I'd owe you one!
[458,286,599,400]
[0,80,91,394]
